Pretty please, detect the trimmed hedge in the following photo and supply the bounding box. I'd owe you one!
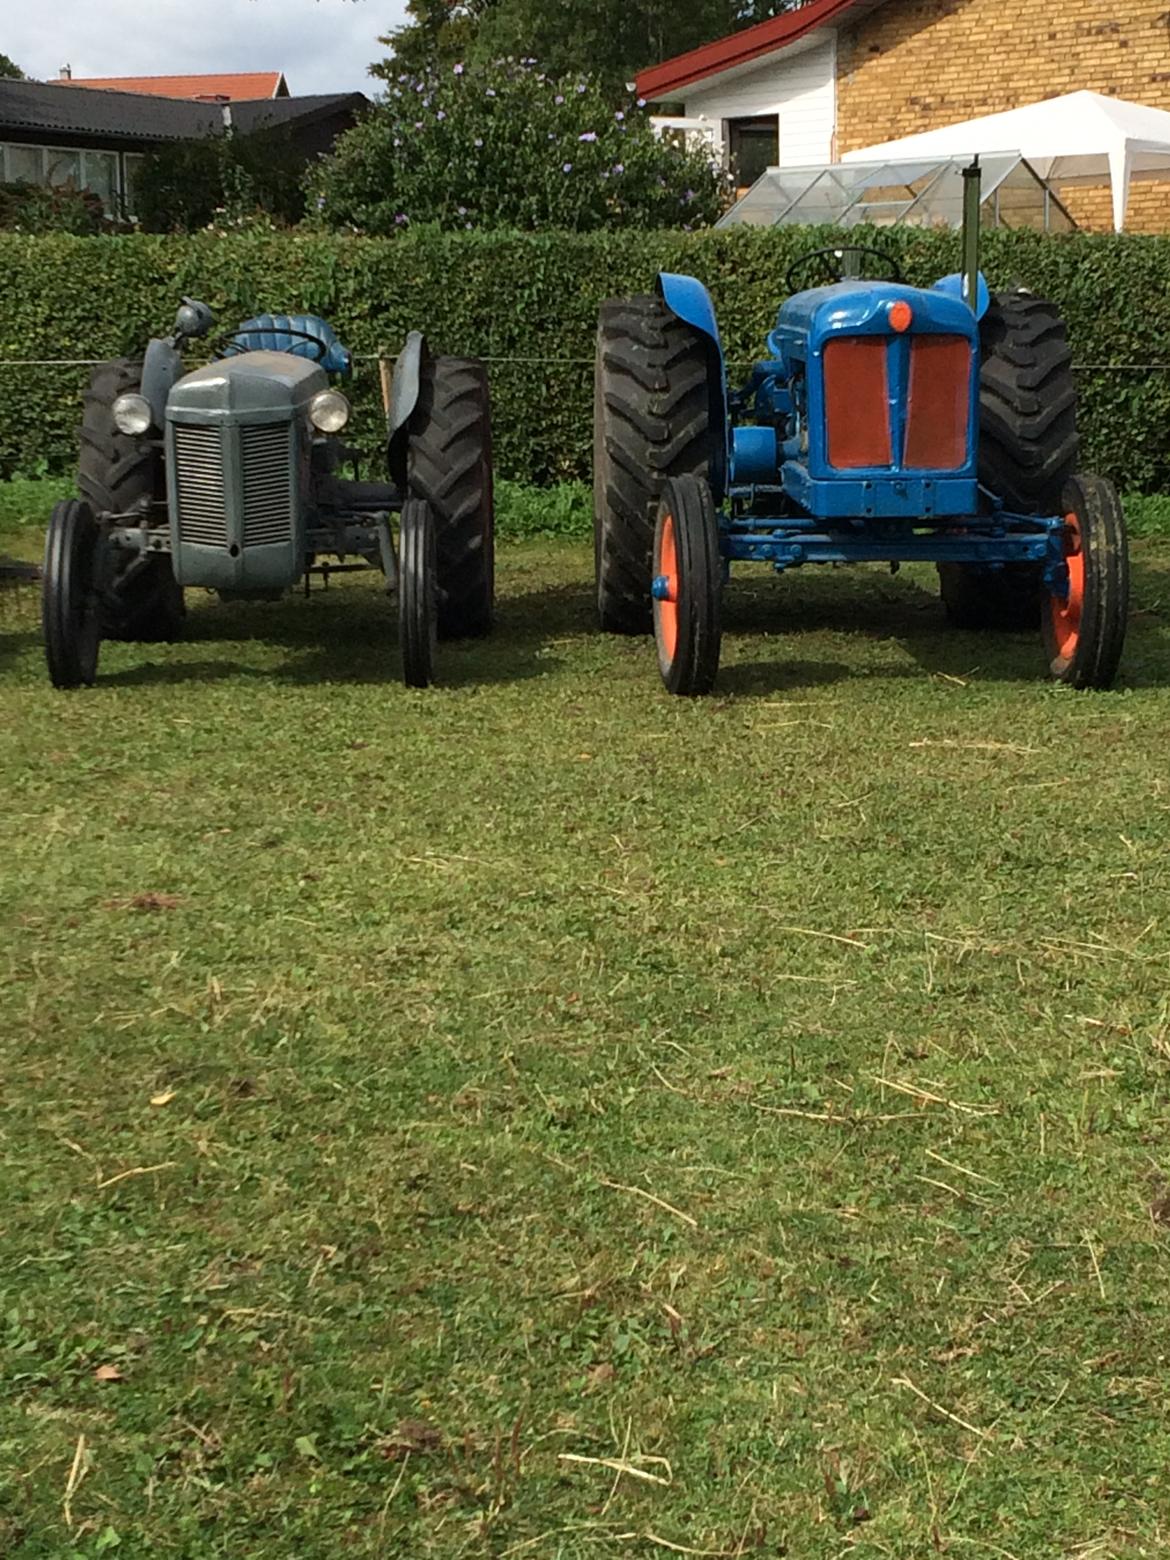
[2,227,1170,491]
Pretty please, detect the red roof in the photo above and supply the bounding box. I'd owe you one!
[49,72,288,102]
[637,0,869,100]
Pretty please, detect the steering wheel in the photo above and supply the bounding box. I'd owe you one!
[217,325,330,361]
[784,245,903,293]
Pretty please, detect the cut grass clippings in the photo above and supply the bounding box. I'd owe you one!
[3,482,1170,1557]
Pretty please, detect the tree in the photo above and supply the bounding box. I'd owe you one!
[134,128,307,232]
[371,0,493,81]
[374,1,809,96]
[0,52,24,79]
[473,0,735,92]
[309,59,729,234]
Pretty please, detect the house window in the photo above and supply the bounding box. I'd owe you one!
[45,147,82,190]
[2,142,130,216]
[123,153,147,218]
[728,117,779,190]
[83,151,118,212]
[5,143,42,184]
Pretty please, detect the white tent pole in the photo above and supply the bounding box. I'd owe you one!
[1105,142,1131,231]
[1107,140,1132,230]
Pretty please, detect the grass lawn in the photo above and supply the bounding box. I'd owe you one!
[3,483,1170,1558]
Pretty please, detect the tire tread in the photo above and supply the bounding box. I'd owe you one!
[407,356,493,639]
[595,295,712,634]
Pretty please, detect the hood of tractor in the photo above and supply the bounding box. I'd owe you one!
[770,281,978,365]
[767,279,982,513]
[167,350,328,420]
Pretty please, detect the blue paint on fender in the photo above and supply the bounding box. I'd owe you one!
[932,270,991,321]
[656,272,730,502]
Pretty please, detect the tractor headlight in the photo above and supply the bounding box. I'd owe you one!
[309,389,350,434]
[112,393,153,436]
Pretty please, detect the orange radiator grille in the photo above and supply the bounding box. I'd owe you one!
[823,338,892,469]
[904,335,971,471]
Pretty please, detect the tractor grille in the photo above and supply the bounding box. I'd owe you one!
[241,422,294,547]
[173,424,228,547]
[904,335,972,471]
[823,338,892,469]
[822,334,972,473]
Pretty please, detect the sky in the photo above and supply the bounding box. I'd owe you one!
[6,0,407,97]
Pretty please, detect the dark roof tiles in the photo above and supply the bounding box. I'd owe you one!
[0,79,365,143]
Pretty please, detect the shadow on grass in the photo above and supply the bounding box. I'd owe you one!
[718,559,1170,694]
[0,626,39,674]
[27,549,1170,695]
[0,575,40,672]
[97,575,597,690]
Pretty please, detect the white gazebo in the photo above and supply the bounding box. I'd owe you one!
[843,90,1170,232]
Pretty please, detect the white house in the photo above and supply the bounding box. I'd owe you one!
[638,0,877,189]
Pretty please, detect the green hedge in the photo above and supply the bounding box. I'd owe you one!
[2,227,1170,491]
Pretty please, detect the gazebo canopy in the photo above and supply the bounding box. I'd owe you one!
[716,153,1073,232]
[843,90,1170,231]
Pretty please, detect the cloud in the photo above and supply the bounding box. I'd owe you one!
[7,0,406,97]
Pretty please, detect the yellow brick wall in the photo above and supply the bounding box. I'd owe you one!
[837,0,1170,231]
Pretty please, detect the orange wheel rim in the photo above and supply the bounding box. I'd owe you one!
[1049,510,1085,661]
[657,513,679,663]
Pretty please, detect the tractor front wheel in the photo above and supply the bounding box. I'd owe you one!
[653,474,722,696]
[1043,475,1129,690]
[43,498,103,689]
[399,498,438,688]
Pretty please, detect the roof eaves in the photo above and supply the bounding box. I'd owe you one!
[636,0,872,100]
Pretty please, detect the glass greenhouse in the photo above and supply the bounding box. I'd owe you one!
[716,154,1076,232]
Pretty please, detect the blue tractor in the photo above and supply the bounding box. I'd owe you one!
[593,169,1128,695]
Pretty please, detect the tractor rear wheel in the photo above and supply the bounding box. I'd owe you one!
[594,295,712,635]
[653,474,722,696]
[407,356,493,640]
[79,358,185,642]
[939,291,1079,629]
[43,498,103,689]
[1043,474,1129,690]
[937,560,1043,631]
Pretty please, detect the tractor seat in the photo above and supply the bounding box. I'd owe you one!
[223,313,352,377]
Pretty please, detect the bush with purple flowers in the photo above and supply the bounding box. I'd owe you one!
[306,59,728,234]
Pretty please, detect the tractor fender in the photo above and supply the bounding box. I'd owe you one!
[141,337,184,431]
[387,330,429,488]
[932,271,991,322]
[656,273,730,503]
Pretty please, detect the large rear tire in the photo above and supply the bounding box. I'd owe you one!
[407,356,494,640]
[79,358,185,643]
[940,292,1079,630]
[43,498,103,689]
[980,292,1079,512]
[594,296,712,635]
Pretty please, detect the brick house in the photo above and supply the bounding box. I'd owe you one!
[637,0,1170,230]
